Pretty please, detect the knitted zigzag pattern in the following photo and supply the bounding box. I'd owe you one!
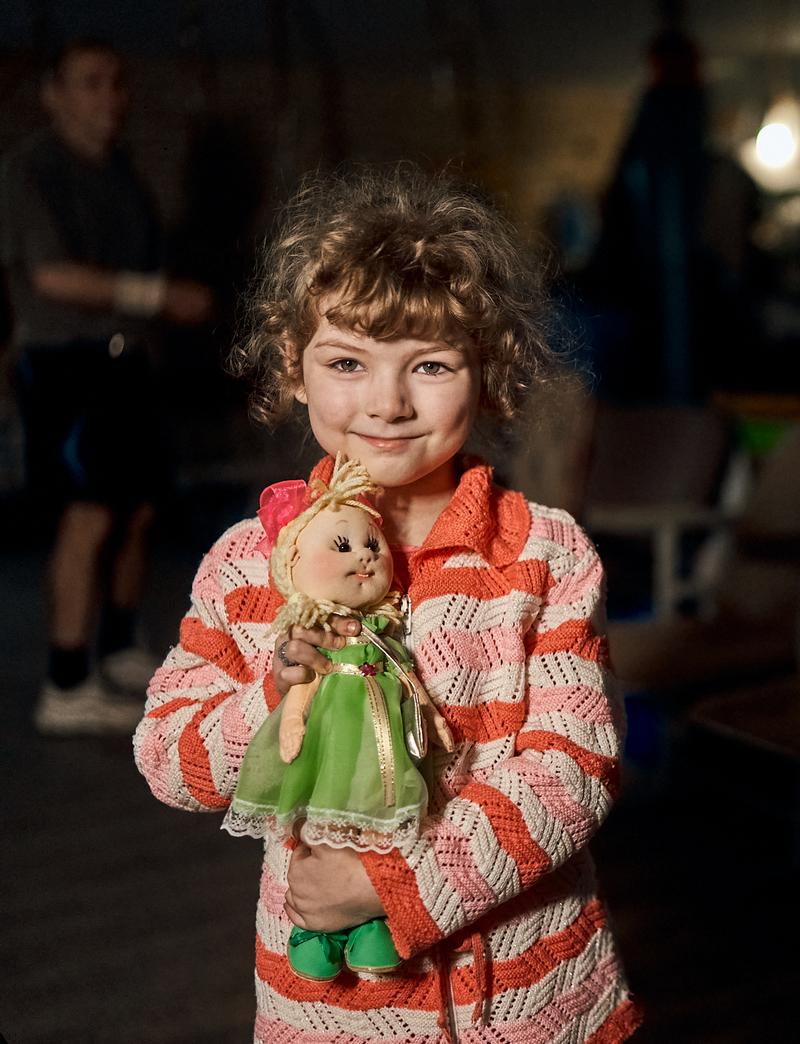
[134,458,643,1043]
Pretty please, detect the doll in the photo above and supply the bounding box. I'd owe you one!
[222,455,453,981]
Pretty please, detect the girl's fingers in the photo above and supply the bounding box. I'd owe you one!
[288,622,356,650]
[281,637,333,676]
[278,665,315,689]
[328,615,362,638]
[272,619,360,694]
[284,898,306,928]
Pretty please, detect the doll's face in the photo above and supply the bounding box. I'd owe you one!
[290,504,393,610]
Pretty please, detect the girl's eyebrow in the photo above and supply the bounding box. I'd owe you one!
[311,339,368,352]
[408,342,466,356]
[312,338,464,355]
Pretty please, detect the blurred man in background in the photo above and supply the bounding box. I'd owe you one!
[1,39,212,734]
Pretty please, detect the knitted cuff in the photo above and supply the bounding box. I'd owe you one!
[113,271,167,317]
[360,847,443,959]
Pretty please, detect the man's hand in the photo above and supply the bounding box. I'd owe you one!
[273,617,361,696]
[285,842,385,933]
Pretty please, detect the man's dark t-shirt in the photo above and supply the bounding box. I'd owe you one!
[0,129,160,347]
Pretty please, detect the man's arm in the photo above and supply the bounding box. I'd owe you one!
[31,260,212,324]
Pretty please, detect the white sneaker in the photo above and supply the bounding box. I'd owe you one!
[100,646,160,695]
[34,676,144,736]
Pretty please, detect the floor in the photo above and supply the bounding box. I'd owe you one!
[3,501,798,1044]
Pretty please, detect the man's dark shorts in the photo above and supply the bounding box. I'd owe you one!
[15,338,165,512]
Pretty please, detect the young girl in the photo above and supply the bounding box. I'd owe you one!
[134,168,643,1043]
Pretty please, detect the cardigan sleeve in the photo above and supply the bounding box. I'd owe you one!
[133,522,279,812]
[359,522,625,959]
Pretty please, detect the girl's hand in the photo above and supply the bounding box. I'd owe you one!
[273,617,362,696]
[285,842,385,932]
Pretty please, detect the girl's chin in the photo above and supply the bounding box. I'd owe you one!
[317,436,461,490]
[346,450,451,488]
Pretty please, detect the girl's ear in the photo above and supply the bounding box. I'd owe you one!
[294,384,308,405]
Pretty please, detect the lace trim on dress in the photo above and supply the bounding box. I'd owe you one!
[221,799,423,852]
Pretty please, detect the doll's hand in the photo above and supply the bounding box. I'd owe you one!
[423,703,455,752]
[408,669,455,752]
[279,715,305,763]
[273,617,362,696]
[285,842,385,933]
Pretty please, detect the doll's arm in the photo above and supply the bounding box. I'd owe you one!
[279,674,321,763]
[406,668,454,752]
[378,630,454,751]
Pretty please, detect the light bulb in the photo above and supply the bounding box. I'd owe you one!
[756,121,797,168]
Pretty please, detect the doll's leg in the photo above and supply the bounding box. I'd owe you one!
[344,917,401,973]
[287,925,349,981]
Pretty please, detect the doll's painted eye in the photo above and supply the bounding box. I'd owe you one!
[366,537,380,553]
[334,535,351,552]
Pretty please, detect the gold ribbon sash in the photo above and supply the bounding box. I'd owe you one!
[327,660,395,806]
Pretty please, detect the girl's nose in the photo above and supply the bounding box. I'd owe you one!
[366,374,413,422]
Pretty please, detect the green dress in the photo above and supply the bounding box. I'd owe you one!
[222,616,428,852]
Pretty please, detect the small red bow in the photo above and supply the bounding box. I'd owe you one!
[359,663,378,676]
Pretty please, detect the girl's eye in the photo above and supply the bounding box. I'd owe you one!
[334,536,351,552]
[415,361,449,376]
[366,537,380,553]
[330,359,362,373]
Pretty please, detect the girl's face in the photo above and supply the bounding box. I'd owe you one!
[290,504,393,609]
[295,310,480,493]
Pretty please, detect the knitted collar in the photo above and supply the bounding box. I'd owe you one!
[307,455,530,569]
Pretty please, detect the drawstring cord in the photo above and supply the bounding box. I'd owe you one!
[467,930,488,1026]
[436,929,490,1042]
[435,946,454,1044]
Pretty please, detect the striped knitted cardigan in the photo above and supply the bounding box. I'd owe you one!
[134,455,643,1044]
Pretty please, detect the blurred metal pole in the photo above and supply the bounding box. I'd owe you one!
[291,0,347,167]
[178,0,218,111]
[424,0,482,176]
[263,0,295,180]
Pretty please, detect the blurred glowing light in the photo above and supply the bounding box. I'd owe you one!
[755,122,796,168]
[739,95,800,192]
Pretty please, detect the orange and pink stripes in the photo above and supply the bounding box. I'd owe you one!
[134,457,641,1042]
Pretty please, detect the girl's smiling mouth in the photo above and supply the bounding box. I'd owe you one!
[354,433,420,450]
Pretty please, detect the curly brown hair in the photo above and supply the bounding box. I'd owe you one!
[230,166,558,428]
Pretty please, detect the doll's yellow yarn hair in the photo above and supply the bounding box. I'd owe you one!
[270,453,402,634]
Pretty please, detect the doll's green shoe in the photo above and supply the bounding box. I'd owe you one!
[288,926,348,981]
[344,917,401,973]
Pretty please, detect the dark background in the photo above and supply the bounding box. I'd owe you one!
[2,2,799,1042]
